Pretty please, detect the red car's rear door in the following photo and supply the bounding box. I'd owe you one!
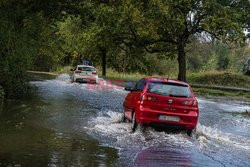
[124,79,147,120]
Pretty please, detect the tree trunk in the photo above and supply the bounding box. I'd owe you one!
[177,42,187,82]
[101,48,106,77]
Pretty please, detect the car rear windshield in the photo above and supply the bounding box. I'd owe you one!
[77,67,94,71]
[148,82,192,98]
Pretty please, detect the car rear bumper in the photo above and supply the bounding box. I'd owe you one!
[136,106,199,130]
[74,75,98,83]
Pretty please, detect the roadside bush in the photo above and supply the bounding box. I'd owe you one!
[0,86,4,99]
[0,59,32,98]
[214,43,230,70]
[243,58,250,76]
[0,29,35,98]
[201,53,218,71]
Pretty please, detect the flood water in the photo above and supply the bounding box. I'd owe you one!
[0,74,250,167]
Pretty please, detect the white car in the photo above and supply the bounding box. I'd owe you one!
[71,65,98,83]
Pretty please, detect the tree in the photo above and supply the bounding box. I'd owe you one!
[78,1,122,77]
[117,0,249,81]
[0,0,68,98]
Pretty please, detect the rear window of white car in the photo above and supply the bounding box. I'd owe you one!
[77,67,94,71]
[148,82,192,98]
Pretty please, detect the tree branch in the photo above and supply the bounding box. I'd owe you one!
[144,45,177,54]
[199,28,221,40]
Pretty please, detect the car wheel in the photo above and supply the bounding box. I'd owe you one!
[187,128,196,137]
[131,111,137,132]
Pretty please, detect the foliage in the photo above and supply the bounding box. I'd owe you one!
[0,3,39,98]
[243,58,250,75]
[214,43,230,70]
[54,0,250,80]
[0,86,4,99]
[111,0,250,81]
[186,38,250,73]
[33,19,64,71]
[0,0,66,98]
[0,0,249,98]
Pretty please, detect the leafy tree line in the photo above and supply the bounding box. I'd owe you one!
[0,0,249,98]
[55,0,249,80]
[187,38,250,72]
[0,0,67,98]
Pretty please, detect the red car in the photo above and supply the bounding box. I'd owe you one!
[123,77,199,136]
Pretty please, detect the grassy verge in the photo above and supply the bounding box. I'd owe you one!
[27,70,59,76]
[102,68,177,81]
[53,66,72,74]
[103,69,146,81]
[27,66,72,81]
[193,88,250,100]
[28,66,72,76]
[187,71,250,88]
[104,70,250,88]
[186,71,250,100]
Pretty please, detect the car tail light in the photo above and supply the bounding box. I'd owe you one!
[140,95,159,102]
[182,100,198,106]
[92,72,97,75]
[75,70,81,73]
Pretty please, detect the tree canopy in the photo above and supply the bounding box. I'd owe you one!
[0,0,249,98]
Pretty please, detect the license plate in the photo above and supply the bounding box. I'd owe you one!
[159,115,180,122]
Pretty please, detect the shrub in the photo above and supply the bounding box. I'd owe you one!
[0,85,4,99]
[243,58,250,76]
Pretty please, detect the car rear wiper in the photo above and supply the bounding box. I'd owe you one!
[169,94,188,98]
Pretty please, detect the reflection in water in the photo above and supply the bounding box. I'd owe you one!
[0,85,118,166]
[134,148,192,167]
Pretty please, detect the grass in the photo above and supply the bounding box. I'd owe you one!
[101,68,177,81]
[186,71,250,100]
[27,66,72,78]
[103,69,146,80]
[187,71,250,88]
[104,70,250,89]
[193,88,250,100]
[53,66,72,74]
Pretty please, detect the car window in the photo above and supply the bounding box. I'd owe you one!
[77,67,94,71]
[134,79,146,91]
[148,82,192,98]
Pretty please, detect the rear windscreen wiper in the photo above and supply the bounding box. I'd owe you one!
[169,94,188,98]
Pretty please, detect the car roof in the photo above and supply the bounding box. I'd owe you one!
[145,77,189,86]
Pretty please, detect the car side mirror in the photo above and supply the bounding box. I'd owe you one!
[70,69,74,71]
[125,86,135,91]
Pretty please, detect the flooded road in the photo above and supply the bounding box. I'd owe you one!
[0,74,250,167]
